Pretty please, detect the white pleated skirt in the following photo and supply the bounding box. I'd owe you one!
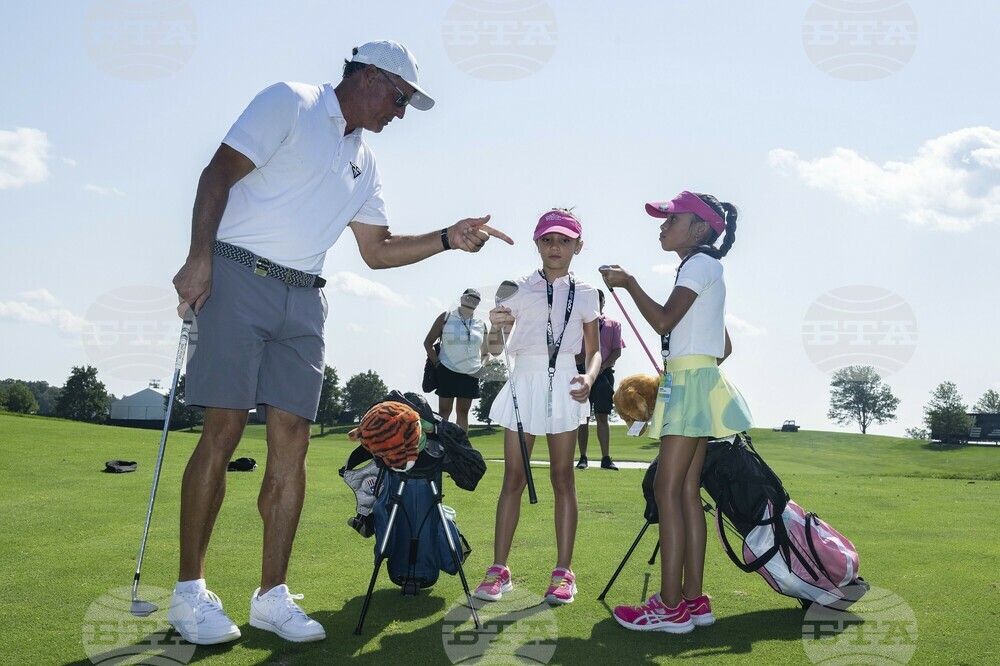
[489,354,589,436]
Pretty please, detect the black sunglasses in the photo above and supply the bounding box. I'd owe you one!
[378,69,411,108]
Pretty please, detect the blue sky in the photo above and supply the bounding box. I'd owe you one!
[2,0,997,436]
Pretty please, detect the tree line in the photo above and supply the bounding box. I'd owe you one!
[826,364,999,443]
[0,360,510,432]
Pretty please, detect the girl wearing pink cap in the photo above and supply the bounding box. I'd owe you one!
[474,209,602,605]
[602,191,753,633]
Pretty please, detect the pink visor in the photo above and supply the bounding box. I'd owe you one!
[645,191,726,235]
[533,210,582,240]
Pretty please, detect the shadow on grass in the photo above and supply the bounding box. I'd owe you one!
[70,598,811,665]
[552,606,808,662]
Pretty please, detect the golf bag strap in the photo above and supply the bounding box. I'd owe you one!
[340,445,374,477]
[803,513,831,582]
[717,511,779,573]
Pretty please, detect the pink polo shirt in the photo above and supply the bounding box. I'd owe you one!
[578,314,625,363]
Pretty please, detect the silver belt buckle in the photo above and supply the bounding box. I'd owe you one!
[254,257,271,277]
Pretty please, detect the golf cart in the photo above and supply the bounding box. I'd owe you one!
[773,420,800,432]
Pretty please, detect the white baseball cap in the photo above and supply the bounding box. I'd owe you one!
[351,40,435,111]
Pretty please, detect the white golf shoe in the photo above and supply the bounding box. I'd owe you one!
[249,584,326,642]
[167,583,241,645]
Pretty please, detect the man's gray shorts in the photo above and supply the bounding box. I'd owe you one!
[186,254,328,421]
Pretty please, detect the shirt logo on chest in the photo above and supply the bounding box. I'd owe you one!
[350,161,362,179]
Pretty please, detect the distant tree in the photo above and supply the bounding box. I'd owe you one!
[166,374,203,431]
[826,365,900,434]
[904,427,929,441]
[344,370,388,421]
[973,389,1000,414]
[474,359,508,429]
[1,379,60,414]
[316,366,344,435]
[4,382,39,414]
[55,365,109,424]
[923,381,974,445]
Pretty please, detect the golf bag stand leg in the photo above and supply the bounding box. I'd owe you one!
[648,540,660,565]
[355,477,407,635]
[597,520,653,601]
[430,479,481,630]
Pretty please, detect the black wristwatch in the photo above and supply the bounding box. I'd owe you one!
[440,227,452,251]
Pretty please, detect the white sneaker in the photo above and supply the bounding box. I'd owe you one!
[249,584,326,642]
[167,584,241,645]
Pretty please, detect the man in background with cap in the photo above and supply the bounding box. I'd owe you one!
[170,40,511,645]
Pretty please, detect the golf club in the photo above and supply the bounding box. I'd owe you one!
[130,315,193,617]
[598,265,663,374]
[494,280,537,504]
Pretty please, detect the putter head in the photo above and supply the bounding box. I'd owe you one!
[130,599,158,617]
[495,280,518,306]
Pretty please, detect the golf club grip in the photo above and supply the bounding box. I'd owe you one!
[517,422,537,504]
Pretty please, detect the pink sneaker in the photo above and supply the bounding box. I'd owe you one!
[684,594,715,626]
[544,568,577,605]
[474,565,513,601]
[613,593,694,633]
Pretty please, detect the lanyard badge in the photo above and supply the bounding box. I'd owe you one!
[541,271,576,417]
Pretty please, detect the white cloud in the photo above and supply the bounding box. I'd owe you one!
[325,271,413,309]
[651,264,677,275]
[0,300,91,335]
[346,323,364,333]
[61,157,77,167]
[84,184,125,196]
[768,126,1000,231]
[425,296,447,311]
[17,288,58,306]
[726,313,766,337]
[0,127,51,189]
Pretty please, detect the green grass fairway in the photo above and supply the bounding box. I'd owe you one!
[2,413,998,665]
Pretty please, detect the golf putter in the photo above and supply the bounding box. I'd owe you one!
[130,315,193,617]
[599,265,662,374]
[495,280,537,504]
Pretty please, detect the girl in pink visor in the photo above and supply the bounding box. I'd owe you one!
[475,208,602,606]
[601,191,753,633]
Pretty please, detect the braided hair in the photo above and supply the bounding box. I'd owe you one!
[691,193,738,259]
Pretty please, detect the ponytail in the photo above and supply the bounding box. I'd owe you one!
[693,193,738,260]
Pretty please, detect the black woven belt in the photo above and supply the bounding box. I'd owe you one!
[213,241,326,289]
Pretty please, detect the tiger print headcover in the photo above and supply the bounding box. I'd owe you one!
[349,402,425,472]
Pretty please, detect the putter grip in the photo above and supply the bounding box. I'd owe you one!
[517,422,537,504]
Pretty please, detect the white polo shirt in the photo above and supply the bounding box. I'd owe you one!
[669,253,727,358]
[504,271,600,359]
[219,82,387,273]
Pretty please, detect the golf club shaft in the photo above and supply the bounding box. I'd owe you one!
[606,289,662,374]
[132,319,192,601]
[496,311,537,504]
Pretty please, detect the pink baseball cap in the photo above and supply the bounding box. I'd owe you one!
[533,210,582,240]
[645,191,726,235]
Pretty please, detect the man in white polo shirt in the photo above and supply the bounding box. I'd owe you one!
[169,40,511,645]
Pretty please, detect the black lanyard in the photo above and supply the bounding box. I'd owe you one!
[540,270,576,383]
[660,249,706,368]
